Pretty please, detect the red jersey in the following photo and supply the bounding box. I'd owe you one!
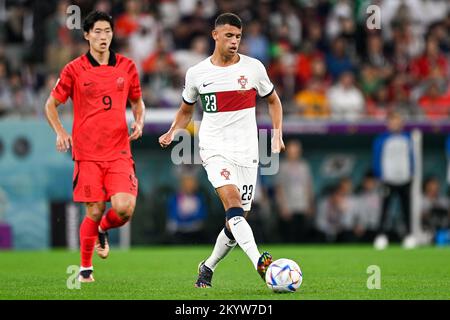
[51,51,142,161]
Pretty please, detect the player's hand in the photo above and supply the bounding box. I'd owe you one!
[159,130,174,148]
[129,122,144,141]
[271,130,285,154]
[56,129,72,153]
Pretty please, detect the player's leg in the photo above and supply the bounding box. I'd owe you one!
[79,201,106,282]
[72,160,108,282]
[198,210,251,288]
[97,158,138,257]
[219,185,271,280]
[196,225,237,288]
[100,193,136,231]
[195,158,240,287]
[399,182,415,248]
[203,225,237,272]
[374,183,394,249]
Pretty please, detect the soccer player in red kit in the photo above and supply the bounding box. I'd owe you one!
[45,11,145,282]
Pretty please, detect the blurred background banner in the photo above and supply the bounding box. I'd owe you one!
[0,0,449,249]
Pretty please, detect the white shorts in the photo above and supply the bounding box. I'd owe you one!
[202,155,258,212]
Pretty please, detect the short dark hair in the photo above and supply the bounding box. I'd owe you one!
[83,11,113,33]
[215,13,242,29]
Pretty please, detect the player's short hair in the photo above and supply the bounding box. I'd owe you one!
[215,13,242,29]
[83,11,114,33]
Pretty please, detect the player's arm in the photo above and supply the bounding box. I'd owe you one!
[159,101,195,148]
[266,90,285,153]
[128,97,146,141]
[44,95,72,152]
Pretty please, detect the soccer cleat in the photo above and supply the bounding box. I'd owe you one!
[402,234,417,249]
[96,231,109,259]
[194,261,213,288]
[374,234,389,250]
[257,251,273,281]
[78,269,95,283]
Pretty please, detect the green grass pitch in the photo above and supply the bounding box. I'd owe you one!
[0,245,449,300]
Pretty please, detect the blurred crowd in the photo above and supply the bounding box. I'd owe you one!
[0,0,449,120]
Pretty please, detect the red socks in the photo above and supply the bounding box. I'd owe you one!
[79,216,99,268]
[80,210,128,268]
[100,209,127,232]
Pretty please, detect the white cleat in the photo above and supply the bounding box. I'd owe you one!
[374,234,389,250]
[402,234,417,249]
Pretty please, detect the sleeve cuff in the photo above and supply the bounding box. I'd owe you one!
[51,91,67,104]
[260,86,275,99]
[182,97,196,105]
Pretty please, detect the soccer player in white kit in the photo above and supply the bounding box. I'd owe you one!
[159,13,285,288]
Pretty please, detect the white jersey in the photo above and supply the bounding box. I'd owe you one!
[182,54,274,167]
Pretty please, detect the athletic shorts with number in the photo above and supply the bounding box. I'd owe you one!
[202,155,257,212]
[73,158,138,202]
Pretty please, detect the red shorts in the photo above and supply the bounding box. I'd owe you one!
[73,158,138,202]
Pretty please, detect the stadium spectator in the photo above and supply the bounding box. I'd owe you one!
[303,20,327,53]
[364,34,392,78]
[328,71,365,121]
[45,0,80,73]
[275,140,314,243]
[410,37,448,84]
[387,72,415,117]
[366,85,394,120]
[0,61,13,116]
[359,63,384,99]
[114,0,143,39]
[421,176,449,237]
[353,171,382,242]
[245,21,270,65]
[173,35,209,75]
[315,184,352,242]
[334,176,363,242]
[166,173,208,244]
[417,81,450,120]
[325,36,355,81]
[269,0,302,48]
[373,111,415,249]
[294,41,326,89]
[294,78,330,119]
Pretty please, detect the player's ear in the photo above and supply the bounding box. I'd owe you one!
[212,29,218,41]
[83,31,89,41]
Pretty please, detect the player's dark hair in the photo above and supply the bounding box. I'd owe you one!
[215,13,242,29]
[83,11,114,33]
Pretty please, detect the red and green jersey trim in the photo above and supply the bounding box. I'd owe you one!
[200,89,257,113]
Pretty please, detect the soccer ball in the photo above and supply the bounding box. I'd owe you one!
[265,258,303,293]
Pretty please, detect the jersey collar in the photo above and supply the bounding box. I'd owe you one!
[86,50,116,67]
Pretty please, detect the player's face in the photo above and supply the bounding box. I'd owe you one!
[212,24,242,58]
[84,20,113,54]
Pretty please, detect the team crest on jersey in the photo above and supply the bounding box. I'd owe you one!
[237,75,248,89]
[116,77,125,91]
[220,168,231,180]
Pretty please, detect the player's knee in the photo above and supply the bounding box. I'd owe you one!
[113,200,135,221]
[86,202,105,221]
[224,197,242,211]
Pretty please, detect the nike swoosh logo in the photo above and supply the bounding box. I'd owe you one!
[233,220,243,226]
[202,82,214,87]
[242,202,249,206]
[83,82,93,86]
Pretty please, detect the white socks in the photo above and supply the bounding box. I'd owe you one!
[204,229,237,271]
[228,216,260,269]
